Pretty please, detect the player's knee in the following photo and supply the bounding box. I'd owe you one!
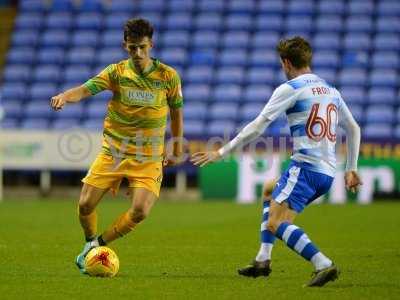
[266,219,279,234]
[130,205,148,223]
[78,193,95,215]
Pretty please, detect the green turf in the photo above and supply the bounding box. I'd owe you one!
[0,198,399,299]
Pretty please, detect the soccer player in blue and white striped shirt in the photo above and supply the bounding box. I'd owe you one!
[191,37,362,287]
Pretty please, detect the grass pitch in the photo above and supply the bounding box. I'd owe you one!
[0,198,399,299]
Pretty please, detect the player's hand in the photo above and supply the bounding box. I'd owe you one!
[345,170,362,193]
[190,151,221,167]
[50,93,67,111]
[163,153,185,167]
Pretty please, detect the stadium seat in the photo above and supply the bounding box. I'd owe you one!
[96,48,125,65]
[189,49,217,66]
[40,30,70,48]
[49,0,73,12]
[215,67,244,85]
[376,17,400,34]
[14,13,43,29]
[45,12,72,29]
[369,70,398,87]
[288,0,315,15]
[212,84,242,102]
[341,51,368,68]
[165,13,192,31]
[249,50,279,68]
[2,100,23,119]
[159,48,187,67]
[198,0,225,13]
[340,87,365,105]
[37,48,64,64]
[285,16,313,33]
[314,69,336,85]
[318,0,346,15]
[194,13,223,31]
[87,102,108,119]
[225,15,252,31]
[257,0,285,14]
[54,103,85,119]
[33,65,61,83]
[252,31,280,49]
[246,68,275,85]
[66,48,95,65]
[91,90,112,103]
[227,0,255,14]
[24,101,53,119]
[377,1,400,16]
[3,65,31,83]
[184,120,206,136]
[374,34,400,51]
[29,83,57,101]
[368,87,397,104]
[394,125,400,139]
[366,105,395,124]
[348,0,374,15]
[338,69,367,87]
[363,124,392,138]
[138,0,165,12]
[218,50,248,67]
[185,66,213,84]
[6,47,35,64]
[101,30,123,47]
[77,0,104,12]
[104,13,131,29]
[315,16,343,32]
[345,16,373,33]
[183,84,211,102]
[167,0,195,12]
[313,33,341,51]
[371,52,399,69]
[104,0,135,13]
[19,0,48,12]
[75,13,103,30]
[1,83,27,101]
[63,66,92,84]
[347,104,364,123]
[343,34,371,51]
[183,103,207,120]
[11,30,39,47]
[243,85,272,103]
[255,15,282,31]
[313,51,340,68]
[209,103,239,120]
[192,31,219,48]
[161,31,190,48]
[240,103,265,122]
[221,31,250,49]
[72,30,99,47]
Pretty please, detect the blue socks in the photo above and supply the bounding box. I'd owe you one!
[275,222,332,270]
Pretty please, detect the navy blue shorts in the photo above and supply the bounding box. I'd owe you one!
[271,161,334,213]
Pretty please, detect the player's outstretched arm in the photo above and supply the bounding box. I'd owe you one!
[50,85,92,111]
[339,99,362,193]
[163,107,185,167]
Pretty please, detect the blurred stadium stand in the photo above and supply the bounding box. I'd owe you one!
[0,0,399,140]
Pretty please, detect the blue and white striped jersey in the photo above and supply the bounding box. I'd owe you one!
[219,73,360,177]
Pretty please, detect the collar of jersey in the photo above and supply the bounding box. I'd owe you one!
[128,58,159,77]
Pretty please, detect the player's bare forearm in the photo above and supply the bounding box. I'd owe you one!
[169,108,183,156]
[50,85,92,110]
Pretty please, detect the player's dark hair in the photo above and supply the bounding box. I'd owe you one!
[276,36,312,68]
[124,18,154,41]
